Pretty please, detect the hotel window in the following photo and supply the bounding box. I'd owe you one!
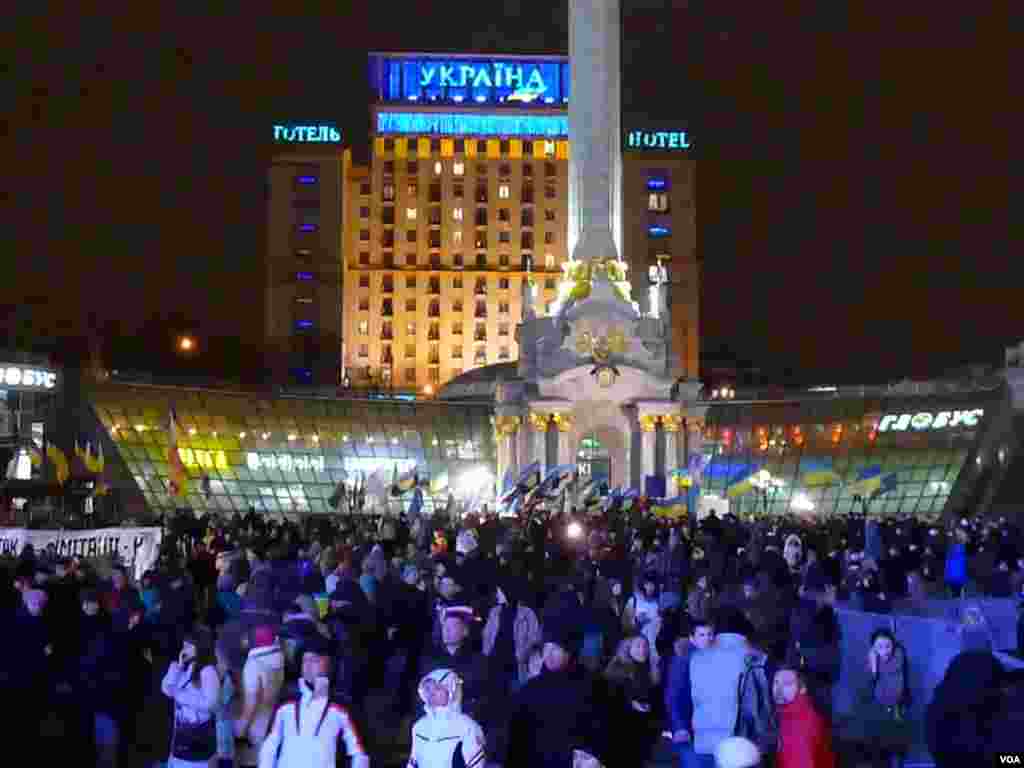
[358,344,369,358]
[523,140,533,155]
[523,163,533,177]
[406,253,417,266]
[382,299,393,316]
[545,162,557,177]
[357,319,369,335]
[381,367,392,383]
[406,275,416,288]
[498,277,510,290]
[453,182,464,198]
[545,278,556,290]
[475,253,487,268]
[383,253,395,268]
[381,231,394,247]
[452,321,463,335]
[545,183,556,199]
[453,253,464,267]
[406,207,417,221]
[408,181,418,197]
[359,274,370,288]
[431,138,441,152]
[499,253,510,267]
[428,344,440,364]
[474,322,487,340]
[383,160,394,174]
[360,229,370,241]
[428,231,441,249]
[498,322,510,336]
[406,138,416,152]
[475,184,488,203]
[407,160,418,174]
[521,208,533,227]
[476,140,487,153]
[499,231,511,244]
[453,299,463,312]
[405,344,416,359]
[406,230,417,243]
[522,232,534,249]
[405,367,416,383]
[429,183,441,202]
[475,208,488,227]
[544,252,555,269]
[428,299,440,317]
[522,184,534,204]
[545,208,556,222]
[382,183,395,201]
[452,230,463,245]
[453,207,464,221]
[498,301,510,314]
[360,181,371,196]
[474,277,487,294]
[406,299,416,312]
[453,276,463,289]
[499,163,511,179]
[499,140,510,156]
[428,367,440,384]
[433,161,442,176]
[451,345,463,359]
[648,193,669,212]
[295,248,313,263]
[498,346,510,360]
[428,322,440,340]
[381,345,393,364]
[498,184,510,199]
[474,348,487,365]
[429,277,441,294]
[544,232,555,245]
[359,298,370,311]
[381,207,395,225]
[382,275,394,293]
[544,140,555,158]
[429,206,441,226]
[381,321,393,339]
[498,208,511,223]
[475,301,487,319]
[359,206,369,219]
[384,139,395,151]
[475,231,488,249]
[430,254,441,269]
[453,161,465,176]
[454,139,465,153]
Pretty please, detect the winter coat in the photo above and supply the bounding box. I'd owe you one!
[407,668,487,768]
[926,651,1005,768]
[776,692,836,768]
[689,633,765,757]
[944,543,968,589]
[420,641,493,726]
[482,602,542,683]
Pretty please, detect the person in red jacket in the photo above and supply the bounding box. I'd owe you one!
[773,667,836,768]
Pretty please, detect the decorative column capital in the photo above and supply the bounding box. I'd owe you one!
[662,414,683,432]
[494,415,520,435]
[552,413,574,432]
[639,414,660,433]
[528,411,550,432]
[686,416,705,433]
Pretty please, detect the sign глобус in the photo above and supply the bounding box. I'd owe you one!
[0,363,59,392]
[877,409,985,433]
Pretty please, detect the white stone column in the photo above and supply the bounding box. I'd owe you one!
[639,413,658,486]
[528,411,549,474]
[663,414,682,478]
[494,415,520,487]
[568,0,622,264]
[553,412,575,467]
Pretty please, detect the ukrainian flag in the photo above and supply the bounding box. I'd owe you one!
[430,470,450,495]
[518,462,542,491]
[395,467,419,493]
[29,446,43,468]
[670,468,693,489]
[847,465,882,498]
[653,495,688,520]
[46,443,70,486]
[800,460,841,487]
[726,470,757,498]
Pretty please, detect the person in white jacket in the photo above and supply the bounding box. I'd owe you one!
[407,668,486,768]
[258,636,369,768]
[235,625,286,768]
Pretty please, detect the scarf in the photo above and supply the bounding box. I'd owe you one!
[493,602,518,676]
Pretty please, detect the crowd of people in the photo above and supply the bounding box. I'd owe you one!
[3,502,1024,768]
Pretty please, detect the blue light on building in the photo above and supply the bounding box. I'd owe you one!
[295,320,314,330]
[296,272,314,281]
[647,178,667,190]
[376,111,569,137]
[297,175,318,185]
[299,223,317,233]
[648,225,671,238]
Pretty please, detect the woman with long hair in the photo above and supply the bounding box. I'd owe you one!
[161,626,222,768]
[851,628,912,768]
[604,634,658,764]
[926,651,1006,768]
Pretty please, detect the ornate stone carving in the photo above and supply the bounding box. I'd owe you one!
[639,414,660,433]
[662,414,683,432]
[552,413,574,432]
[686,417,705,433]
[528,411,550,432]
[494,415,520,435]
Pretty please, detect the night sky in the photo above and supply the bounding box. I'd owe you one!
[7,3,1017,384]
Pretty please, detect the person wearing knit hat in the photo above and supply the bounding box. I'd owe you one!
[715,736,761,768]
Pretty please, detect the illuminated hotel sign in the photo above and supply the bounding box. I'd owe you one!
[178,449,229,471]
[370,55,569,107]
[272,124,341,143]
[0,363,59,392]
[246,452,325,473]
[377,112,568,137]
[877,409,984,433]
[625,130,691,151]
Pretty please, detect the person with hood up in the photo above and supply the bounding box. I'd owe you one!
[257,634,369,768]
[406,668,486,768]
[926,651,1006,768]
[235,625,286,768]
[482,575,542,692]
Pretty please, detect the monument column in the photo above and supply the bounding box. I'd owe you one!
[527,410,550,475]
[663,413,682,478]
[551,411,575,467]
[493,415,520,487]
[639,413,659,485]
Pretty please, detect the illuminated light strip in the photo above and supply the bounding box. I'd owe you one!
[376,111,569,137]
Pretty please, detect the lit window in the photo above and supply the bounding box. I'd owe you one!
[358,344,369,358]
[405,345,416,359]
[498,346,510,360]
[545,253,555,269]
[383,184,395,201]
[358,274,370,288]
[407,321,417,336]
[498,184,510,199]
[405,368,416,383]
[407,207,417,220]
[358,320,369,335]
[408,182,418,197]
[544,141,556,158]
[648,193,669,212]
[451,345,463,359]
[452,322,463,335]
[453,230,463,245]
[295,297,313,304]
[453,207,463,221]
[453,161,465,176]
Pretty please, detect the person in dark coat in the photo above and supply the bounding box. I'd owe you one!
[419,605,492,727]
[926,651,1006,768]
[5,589,51,755]
[506,620,612,768]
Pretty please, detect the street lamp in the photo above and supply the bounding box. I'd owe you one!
[178,335,196,353]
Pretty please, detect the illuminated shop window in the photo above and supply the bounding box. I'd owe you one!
[407,207,417,220]
[453,162,465,176]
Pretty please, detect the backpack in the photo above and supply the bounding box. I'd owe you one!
[733,652,778,754]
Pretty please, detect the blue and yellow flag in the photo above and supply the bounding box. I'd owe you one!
[800,459,841,488]
[848,466,899,499]
[726,470,757,498]
[395,467,418,493]
[652,495,688,520]
[46,443,69,486]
